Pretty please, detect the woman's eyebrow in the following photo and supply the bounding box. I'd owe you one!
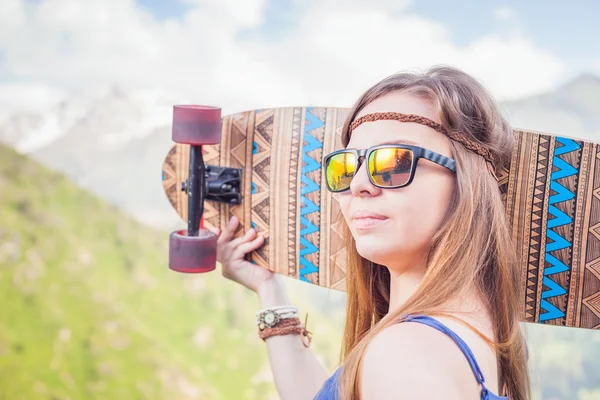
[378,139,421,146]
[345,139,421,149]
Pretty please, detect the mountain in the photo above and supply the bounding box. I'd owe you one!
[500,73,600,141]
[0,85,190,228]
[0,145,344,399]
[36,122,178,228]
[0,86,183,153]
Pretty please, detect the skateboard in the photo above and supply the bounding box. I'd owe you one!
[162,105,600,331]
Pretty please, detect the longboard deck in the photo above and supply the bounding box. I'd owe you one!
[162,107,600,331]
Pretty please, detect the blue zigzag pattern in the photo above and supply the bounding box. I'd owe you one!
[299,108,324,282]
[252,142,258,194]
[251,141,258,264]
[540,137,580,322]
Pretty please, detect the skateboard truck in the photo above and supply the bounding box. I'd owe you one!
[205,166,243,205]
[168,105,231,274]
[181,165,242,206]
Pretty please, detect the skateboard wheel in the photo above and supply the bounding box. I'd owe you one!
[169,229,217,273]
[172,105,221,145]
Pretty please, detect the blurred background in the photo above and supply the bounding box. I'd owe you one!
[1,0,599,399]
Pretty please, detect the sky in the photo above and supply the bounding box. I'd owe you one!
[0,0,598,117]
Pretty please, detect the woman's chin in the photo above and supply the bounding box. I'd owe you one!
[354,240,394,265]
[354,236,420,265]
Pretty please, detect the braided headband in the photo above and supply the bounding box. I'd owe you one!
[348,112,498,180]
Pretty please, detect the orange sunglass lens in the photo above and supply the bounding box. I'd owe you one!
[326,152,356,191]
[368,148,413,187]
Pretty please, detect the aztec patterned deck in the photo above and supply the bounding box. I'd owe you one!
[162,107,600,330]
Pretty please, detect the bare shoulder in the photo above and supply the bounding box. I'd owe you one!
[360,320,480,399]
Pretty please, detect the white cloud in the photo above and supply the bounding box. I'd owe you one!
[493,6,517,20]
[459,35,564,99]
[0,0,568,117]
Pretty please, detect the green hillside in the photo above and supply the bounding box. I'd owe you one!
[0,145,344,399]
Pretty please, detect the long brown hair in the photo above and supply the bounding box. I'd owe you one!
[334,66,531,399]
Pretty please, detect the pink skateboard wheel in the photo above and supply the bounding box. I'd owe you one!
[169,229,217,273]
[172,105,221,145]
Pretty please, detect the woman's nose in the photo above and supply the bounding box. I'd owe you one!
[349,161,381,197]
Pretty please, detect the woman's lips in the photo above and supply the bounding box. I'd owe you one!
[351,213,388,230]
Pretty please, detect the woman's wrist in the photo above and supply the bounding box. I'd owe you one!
[256,275,291,308]
[255,276,312,347]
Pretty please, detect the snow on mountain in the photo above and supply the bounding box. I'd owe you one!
[0,112,47,150]
[0,84,192,229]
[0,88,98,152]
[0,85,190,153]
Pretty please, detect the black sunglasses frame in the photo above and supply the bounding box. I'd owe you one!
[323,144,456,193]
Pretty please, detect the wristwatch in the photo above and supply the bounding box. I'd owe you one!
[256,306,299,330]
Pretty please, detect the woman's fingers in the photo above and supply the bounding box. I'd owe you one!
[231,234,265,260]
[218,216,239,244]
[229,228,257,248]
[221,231,264,264]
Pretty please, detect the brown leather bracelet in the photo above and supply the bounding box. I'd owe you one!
[258,316,313,347]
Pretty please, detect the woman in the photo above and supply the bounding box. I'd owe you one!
[213,66,531,399]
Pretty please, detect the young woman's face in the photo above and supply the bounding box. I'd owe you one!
[339,92,456,272]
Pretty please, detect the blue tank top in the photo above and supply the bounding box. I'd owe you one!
[313,315,507,400]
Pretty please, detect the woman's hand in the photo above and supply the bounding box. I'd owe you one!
[213,216,272,293]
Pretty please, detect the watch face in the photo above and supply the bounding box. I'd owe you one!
[264,311,276,325]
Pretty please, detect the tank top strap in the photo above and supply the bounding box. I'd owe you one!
[401,315,486,386]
